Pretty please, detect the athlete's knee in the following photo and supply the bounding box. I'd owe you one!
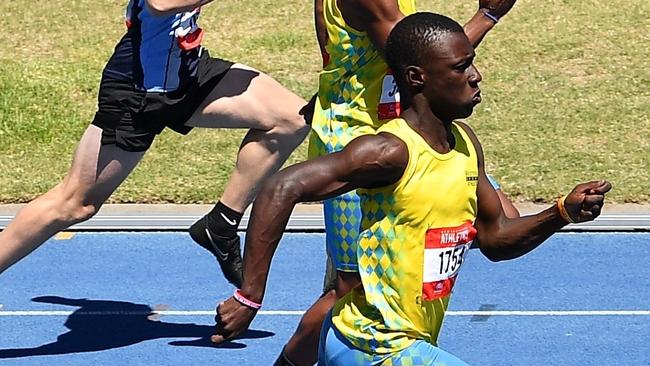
[336,271,361,297]
[274,111,311,144]
[57,198,101,224]
[260,96,310,139]
[65,201,100,223]
[49,183,103,224]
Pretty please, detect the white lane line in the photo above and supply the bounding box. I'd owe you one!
[448,310,650,316]
[1,310,649,317]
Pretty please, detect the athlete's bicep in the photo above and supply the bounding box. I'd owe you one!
[271,134,408,203]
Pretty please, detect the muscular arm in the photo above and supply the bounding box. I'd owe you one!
[146,0,214,16]
[210,134,406,343]
[339,0,516,56]
[465,0,518,48]
[458,122,610,261]
[495,188,520,218]
[240,133,408,303]
[462,11,497,49]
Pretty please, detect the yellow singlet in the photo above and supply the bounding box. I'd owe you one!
[332,118,480,354]
[309,0,416,155]
[308,0,417,274]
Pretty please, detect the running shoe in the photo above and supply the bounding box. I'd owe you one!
[189,216,243,288]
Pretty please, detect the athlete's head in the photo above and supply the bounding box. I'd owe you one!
[386,12,482,120]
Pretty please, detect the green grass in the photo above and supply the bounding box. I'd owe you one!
[0,0,648,203]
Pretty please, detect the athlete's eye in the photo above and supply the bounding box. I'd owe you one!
[454,57,475,72]
[454,61,471,71]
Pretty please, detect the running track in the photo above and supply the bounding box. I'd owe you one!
[1,232,648,365]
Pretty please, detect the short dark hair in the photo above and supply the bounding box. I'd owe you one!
[386,12,465,85]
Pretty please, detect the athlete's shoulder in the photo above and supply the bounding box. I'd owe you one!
[453,121,484,164]
[349,131,408,164]
[454,121,482,148]
[453,120,475,137]
[343,131,409,184]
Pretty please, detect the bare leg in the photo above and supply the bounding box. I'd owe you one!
[186,64,311,212]
[186,64,311,287]
[281,271,361,366]
[0,125,145,274]
[280,290,336,366]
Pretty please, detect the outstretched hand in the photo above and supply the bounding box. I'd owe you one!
[563,180,612,223]
[478,0,517,20]
[210,296,258,344]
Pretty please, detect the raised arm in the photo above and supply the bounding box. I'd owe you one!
[211,133,408,343]
[464,0,517,48]
[145,0,214,16]
[457,122,611,262]
[339,0,517,56]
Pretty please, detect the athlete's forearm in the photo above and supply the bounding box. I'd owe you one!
[240,137,406,301]
[463,10,496,49]
[477,205,567,261]
[146,0,213,16]
[238,176,302,304]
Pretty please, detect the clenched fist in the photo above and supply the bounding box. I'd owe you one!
[562,180,612,223]
[479,0,517,20]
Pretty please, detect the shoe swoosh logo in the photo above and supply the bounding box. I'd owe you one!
[220,212,237,226]
[205,228,229,261]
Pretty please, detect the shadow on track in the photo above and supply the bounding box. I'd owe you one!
[0,296,273,358]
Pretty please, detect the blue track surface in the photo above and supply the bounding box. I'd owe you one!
[1,232,649,365]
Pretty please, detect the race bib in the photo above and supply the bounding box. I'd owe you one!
[377,71,401,120]
[422,222,476,301]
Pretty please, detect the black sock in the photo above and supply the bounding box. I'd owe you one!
[205,201,243,238]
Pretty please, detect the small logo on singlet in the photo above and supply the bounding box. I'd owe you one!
[466,170,479,186]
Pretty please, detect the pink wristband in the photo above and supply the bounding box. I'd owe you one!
[233,289,262,310]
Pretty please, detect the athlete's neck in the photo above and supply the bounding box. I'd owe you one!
[401,97,455,154]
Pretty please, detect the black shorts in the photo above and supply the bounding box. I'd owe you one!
[91,50,234,152]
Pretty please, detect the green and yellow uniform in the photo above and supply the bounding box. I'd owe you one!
[309,0,416,272]
[332,118,479,354]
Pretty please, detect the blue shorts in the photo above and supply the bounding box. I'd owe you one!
[323,192,361,272]
[318,313,470,366]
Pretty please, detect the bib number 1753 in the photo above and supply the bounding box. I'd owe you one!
[422,222,476,301]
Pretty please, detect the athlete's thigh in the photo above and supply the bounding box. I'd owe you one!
[185,63,306,130]
[64,125,145,204]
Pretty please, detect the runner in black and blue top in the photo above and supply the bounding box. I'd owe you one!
[105,0,206,93]
[0,0,311,290]
[93,0,233,151]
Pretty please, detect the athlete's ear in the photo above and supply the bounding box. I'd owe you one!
[405,65,424,90]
